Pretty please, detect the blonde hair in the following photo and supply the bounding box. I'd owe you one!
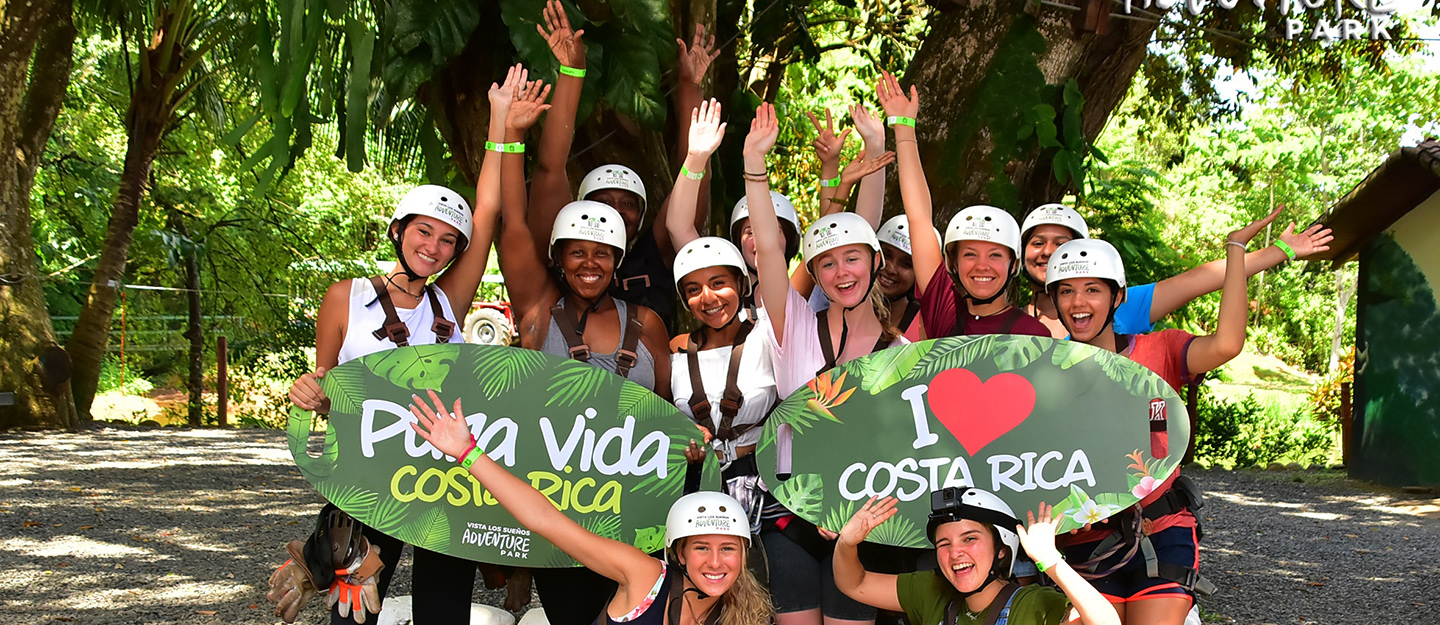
[868,285,901,345]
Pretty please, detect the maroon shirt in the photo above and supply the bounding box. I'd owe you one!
[917,267,1050,337]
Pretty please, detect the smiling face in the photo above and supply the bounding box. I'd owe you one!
[557,239,619,299]
[812,243,879,309]
[1053,277,1120,343]
[394,216,462,277]
[586,188,644,242]
[878,243,915,300]
[948,240,1013,300]
[1024,224,1078,285]
[681,266,744,330]
[731,217,759,271]
[934,520,1005,594]
[676,534,747,597]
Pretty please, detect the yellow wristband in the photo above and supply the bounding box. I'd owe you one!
[485,141,525,154]
[559,65,586,78]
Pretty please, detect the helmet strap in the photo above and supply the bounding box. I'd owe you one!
[823,251,881,364]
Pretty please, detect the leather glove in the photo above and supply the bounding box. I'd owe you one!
[266,558,317,623]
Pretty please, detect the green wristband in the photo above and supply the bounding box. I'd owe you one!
[460,445,486,469]
[559,65,586,78]
[818,176,841,188]
[1035,554,1063,573]
[1273,239,1297,261]
[485,141,525,154]
[680,164,704,180]
[886,116,916,128]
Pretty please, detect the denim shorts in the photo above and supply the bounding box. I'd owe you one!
[760,526,877,619]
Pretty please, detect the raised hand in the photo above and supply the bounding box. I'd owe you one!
[505,79,553,133]
[688,98,727,157]
[875,70,919,120]
[676,23,721,87]
[1227,203,1284,246]
[489,64,527,113]
[1016,503,1064,568]
[288,367,328,412]
[408,389,475,460]
[1277,221,1334,259]
[538,0,585,69]
[850,103,885,152]
[838,496,898,547]
[744,102,780,158]
[808,109,851,168]
[840,151,896,187]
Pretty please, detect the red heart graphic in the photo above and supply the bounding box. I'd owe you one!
[926,368,1036,456]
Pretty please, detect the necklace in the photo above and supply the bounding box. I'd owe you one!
[970,304,1012,320]
[385,275,424,301]
[682,590,718,625]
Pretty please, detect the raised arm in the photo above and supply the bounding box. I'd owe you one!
[666,99,726,250]
[409,391,662,596]
[436,66,526,312]
[833,497,903,612]
[811,109,850,213]
[850,103,888,229]
[1148,210,1333,323]
[878,71,940,296]
[497,75,560,317]
[673,24,721,237]
[1185,214,1268,375]
[526,0,587,253]
[742,103,791,343]
[1015,505,1120,625]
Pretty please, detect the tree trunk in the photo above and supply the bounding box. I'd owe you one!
[172,212,205,426]
[1328,265,1356,374]
[899,2,1158,220]
[0,0,78,430]
[67,38,176,419]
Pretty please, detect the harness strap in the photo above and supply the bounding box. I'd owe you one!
[369,277,411,347]
[614,302,643,378]
[424,284,455,342]
[944,582,1021,625]
[996,307,1023,334]
[897,297,921,335]
[665,569,722,625]
[817,308,892,376]
[550,301,592,362]
[685,322,756,442]
[1138,533,1216,596]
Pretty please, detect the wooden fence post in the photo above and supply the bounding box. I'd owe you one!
[1340,381,1352,467]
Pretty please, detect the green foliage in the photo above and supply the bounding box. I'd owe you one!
[96,355,155,396]
[1193,388,1333,467]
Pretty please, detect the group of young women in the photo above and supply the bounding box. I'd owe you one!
[275,6,1333,625]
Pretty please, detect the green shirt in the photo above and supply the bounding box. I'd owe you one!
[895,571,1070,625]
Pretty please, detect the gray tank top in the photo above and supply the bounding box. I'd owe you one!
[541,298,657,392]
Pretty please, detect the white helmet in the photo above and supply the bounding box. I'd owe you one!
[926,487,1021,577]
[548,201,628,262]
[730,191,800,232]
[1045,239,1127,291]
[944,205,1021,261]
[1021,203,1089,242]
[391,185,473,250]
[673,237,750,295]
[578,165,648,225]
[803,212,882,275]
[665,491,751,547]
[876,214,942,257]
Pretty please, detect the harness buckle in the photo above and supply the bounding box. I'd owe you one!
[616,349,638,369]
[382,323,410,345]
[568,345,591,361]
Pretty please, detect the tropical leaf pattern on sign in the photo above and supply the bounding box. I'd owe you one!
[470,346,548,400]
[773,473,824,521]
[758,393,822,452]
[993,335,1047,371]
[369,496,409,534]
[1097,354,1168,399]
[317,483,379,517]
[634,525,666,554]
[857,342,933,395]
[617,382,678,422]
[582,514,624,541]
[546,361,614,408]
[631,439,687,497]
[868,509,927,548]
[287,406,337,481]
[369,344,457,392]
[821,499,859,534]
[399,507,451,553]
[1051,340,1095,370]
[911,335,999,378]
[323,365,369,415]
[804,370,854,422]
[544,549,579,568]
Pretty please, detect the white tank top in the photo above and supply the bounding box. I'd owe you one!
[337,278,460,365]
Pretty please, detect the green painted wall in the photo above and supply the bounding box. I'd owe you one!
[1354,192,1440,487]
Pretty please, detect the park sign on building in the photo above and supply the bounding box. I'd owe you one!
[757,336,1190,546]
[287,344,717,566]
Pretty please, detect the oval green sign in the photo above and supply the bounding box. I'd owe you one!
[286,343,717,566]
[756,335,1188,547]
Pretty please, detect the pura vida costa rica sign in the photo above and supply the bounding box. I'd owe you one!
[288,343,717,566]
[758,335,1189,547]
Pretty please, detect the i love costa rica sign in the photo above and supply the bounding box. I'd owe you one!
[287,343,717,566]
[756,335,1188,546]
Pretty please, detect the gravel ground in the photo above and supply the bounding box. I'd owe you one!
[1,426,1436,625]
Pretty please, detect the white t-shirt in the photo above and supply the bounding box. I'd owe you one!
[763,287,908,397]
[337,278,459,365]
[669,317,777,463]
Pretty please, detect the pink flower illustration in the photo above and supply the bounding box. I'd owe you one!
[1132,475,1160,499]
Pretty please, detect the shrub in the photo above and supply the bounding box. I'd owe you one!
[1194,388,1333,467]
[1308,346,1355,426]
[96,354,154,396]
